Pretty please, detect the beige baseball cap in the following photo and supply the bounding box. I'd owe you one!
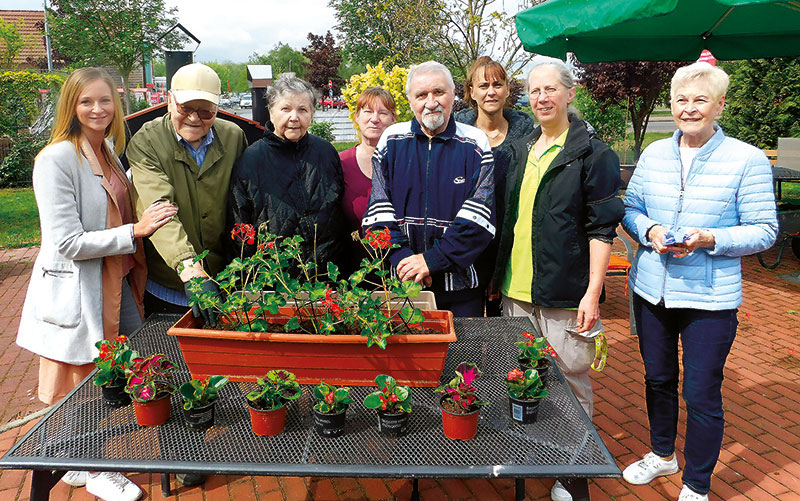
[170,63,220,105]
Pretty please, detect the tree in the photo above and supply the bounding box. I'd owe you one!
[302,31,343,95]
[437,0,539,80]
[575,60,683,159]
[204,61,248,94]
[249,43,309,79]
[47,0,184,113]
[329,0,445,67]
[0,18,28,69]
[718,57,800,149]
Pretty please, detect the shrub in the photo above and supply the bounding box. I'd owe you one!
[308,120,335,142]
[342,62,411,135]
[573,86,626,147]
[0,132,46,188]
[0,71,65,134]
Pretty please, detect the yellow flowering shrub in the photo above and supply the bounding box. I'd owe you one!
[342,62,412,135]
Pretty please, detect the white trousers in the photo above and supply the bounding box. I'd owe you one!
[502,295,600,418]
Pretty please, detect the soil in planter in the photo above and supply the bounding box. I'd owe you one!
[202,316,442,335]
[441,399,480,415]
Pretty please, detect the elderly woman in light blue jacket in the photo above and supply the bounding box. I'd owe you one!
[621,62,777,501]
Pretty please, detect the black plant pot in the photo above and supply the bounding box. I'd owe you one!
[519,358,550,386]
[313,407,347,438]
[377,410,410,437]
[101,384,131,408]
[508,395,542,424]
[183,401,216,431]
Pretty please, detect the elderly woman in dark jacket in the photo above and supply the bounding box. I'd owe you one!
[228,74,346,270]
[455,56,534,315]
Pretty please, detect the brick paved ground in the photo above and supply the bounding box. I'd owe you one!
[0,242,798,500]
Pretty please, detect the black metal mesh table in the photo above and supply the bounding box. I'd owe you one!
[0,315,620,500]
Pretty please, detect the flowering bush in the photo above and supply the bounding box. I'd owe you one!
[313,381,352,414]
[516,331,557,367]
[92,335,139,387]
[124,354,177,403]
[186,224,427,349]
[246,370,303,411]
[362,374,411,414]
[506,368,548,401]
[342,61,413,133]
[179,375,229,410]
[435,362,489,413]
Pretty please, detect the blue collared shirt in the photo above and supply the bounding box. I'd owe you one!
[176,127,215,167]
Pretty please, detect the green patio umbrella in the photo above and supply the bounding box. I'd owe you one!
[515,0,800,62]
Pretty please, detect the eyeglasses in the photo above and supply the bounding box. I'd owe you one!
[529,86,561,99]
[174,101,217,120]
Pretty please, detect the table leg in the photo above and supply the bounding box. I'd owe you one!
[561,477,590,501]
[410,478,419,501]
[161,473,171,497]
[30,470,64,501]
[515,478,525,501]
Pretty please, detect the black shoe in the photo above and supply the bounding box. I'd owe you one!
[176,473,207,487]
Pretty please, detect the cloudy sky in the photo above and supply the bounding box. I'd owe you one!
[5,0,339,63]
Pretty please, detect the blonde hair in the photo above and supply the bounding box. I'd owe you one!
[48,67,126,157]
[670,62,730,101]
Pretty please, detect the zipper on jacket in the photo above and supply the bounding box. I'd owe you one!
[423,138,432,249]
[659,156,689,301]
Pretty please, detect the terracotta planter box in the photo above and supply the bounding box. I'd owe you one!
[166,307,456,387]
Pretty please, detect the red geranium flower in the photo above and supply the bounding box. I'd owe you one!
[231,223,256,245]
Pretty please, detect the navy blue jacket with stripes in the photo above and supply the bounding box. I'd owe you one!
[362,116,496,298]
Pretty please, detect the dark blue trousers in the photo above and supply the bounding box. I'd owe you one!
[633,294,738,495]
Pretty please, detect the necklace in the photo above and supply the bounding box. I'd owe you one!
[487,129,505,140]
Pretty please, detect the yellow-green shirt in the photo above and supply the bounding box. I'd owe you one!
[502,129,569,302]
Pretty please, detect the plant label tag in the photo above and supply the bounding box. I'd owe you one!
[512,403,523,421]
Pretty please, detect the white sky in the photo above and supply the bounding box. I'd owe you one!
[4,0,339,63]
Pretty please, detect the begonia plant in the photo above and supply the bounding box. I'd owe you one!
[93,335,139,387]
[246,369,303,411]
[362,374,412,414]
[313,381,352,414]
[506,368,548,401]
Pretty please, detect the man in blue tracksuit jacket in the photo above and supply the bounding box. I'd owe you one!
[362,61,495,316]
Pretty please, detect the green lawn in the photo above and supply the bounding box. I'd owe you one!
[333,141,357,152]
[0,188,40,249]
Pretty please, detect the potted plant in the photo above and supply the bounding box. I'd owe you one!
[312,381,352,438]
[506,368,548,424]
[362,374,412,437]
[434,362,489,441]
[516,331,557,383]
[245,370,303,436]
[92,335,139,408]
[179,375,229,431]
[124,354,177,426]
[168,225,457,387]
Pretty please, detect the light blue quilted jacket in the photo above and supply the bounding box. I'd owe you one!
[623,127,777,310]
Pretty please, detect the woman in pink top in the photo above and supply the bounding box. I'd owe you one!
[339,88,396,271]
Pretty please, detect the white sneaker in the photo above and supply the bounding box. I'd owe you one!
[622,451,679,485]
[678,485,709,500]
[61,470,88,487]
[86,472,142,501]
[550,480,572,501]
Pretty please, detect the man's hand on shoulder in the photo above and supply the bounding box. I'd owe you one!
[397,254,431,285]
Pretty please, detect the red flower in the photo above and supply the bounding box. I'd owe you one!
[322,286,345,319]
[325,392,335,404]
[389,394,398,402]
[507,369,524,381]
[231,223,256,245]
[366,228,392,249]
[114,335,127,343]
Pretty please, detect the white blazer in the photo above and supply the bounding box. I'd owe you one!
[17,140,137,365]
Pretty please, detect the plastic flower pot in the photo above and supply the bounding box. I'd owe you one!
[183,401,216,431]
[133,395,171,426]
[439,396,480,441]
[101,384,131,408]
[508,395,542,424]
[248,403,287,437]
[377,410,410,437]
[313,407,347,438]
[519,358,550,386]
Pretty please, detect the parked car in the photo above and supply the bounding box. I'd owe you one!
[219,97,231,107]
[240,96,252,108]
[230,95,241,105]
[321,96,346,110]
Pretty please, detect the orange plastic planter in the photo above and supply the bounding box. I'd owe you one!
[133,396,171,426]
[440,397,480,441]
[248,404,287,436]
[167,308,456,387]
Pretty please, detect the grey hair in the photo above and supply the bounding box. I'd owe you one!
[265,74,319,113]
[526,58,576,90]
[405,61,455,96]
[670,62,729,101]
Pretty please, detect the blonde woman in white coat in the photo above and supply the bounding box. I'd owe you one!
[16,67,176,501]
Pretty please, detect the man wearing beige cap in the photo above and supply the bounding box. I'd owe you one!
[128,63,246,345]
